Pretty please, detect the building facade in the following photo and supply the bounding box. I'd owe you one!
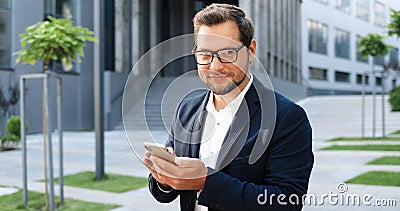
[0,0,304,133]
[0,0,97,134]
[302,0,400,95]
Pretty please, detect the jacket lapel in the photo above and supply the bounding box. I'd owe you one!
[215,81,261,169]
[188,91,210,158]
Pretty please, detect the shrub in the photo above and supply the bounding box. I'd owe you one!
[1,134,19,145]
[0,116,28,148]
[389,86,400,111]
[6,116,28,138]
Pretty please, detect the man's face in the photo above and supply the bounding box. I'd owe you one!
[195,21,255,95]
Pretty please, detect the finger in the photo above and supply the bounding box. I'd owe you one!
[150,165,174,187]
[142,157,163,181]
[167,147,175,155]
[145,150,151,158]
[174,157,204,168]
[150,155,179,176]
[142,157,153,168]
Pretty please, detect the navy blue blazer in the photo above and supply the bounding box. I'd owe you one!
[148,77,314,211]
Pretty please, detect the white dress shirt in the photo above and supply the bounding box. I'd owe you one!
[195,74,253,211]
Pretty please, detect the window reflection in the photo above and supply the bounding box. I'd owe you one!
[44,0,74,19]
[356,0,369,21]
[335,71,350,83]
[308,19,328,55]
[335,0,351,14]
[335,28,350,59]
[309,67,328,80]
[374,1,385,27]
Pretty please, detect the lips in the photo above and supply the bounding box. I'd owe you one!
[207,72,231,80]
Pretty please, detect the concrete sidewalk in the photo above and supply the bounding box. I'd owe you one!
[0,95,399,210]
[299,95,400,211]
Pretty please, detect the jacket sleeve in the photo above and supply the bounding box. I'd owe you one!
[148,174,179,203]
[197,104,314,211]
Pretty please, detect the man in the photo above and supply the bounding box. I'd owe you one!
[143,3,313,211]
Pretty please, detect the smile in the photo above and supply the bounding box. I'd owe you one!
[208,74,230,81]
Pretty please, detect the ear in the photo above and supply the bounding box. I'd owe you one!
[248,39,256,62]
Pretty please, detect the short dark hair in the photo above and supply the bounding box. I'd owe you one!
[193,3,254,48]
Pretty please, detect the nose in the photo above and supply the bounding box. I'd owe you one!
[209,54,224,71]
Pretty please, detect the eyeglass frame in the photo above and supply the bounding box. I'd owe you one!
[191,43,246,65]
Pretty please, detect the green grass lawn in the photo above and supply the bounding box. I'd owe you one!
[346,171,400,187]
[328,137,400,141]
[53,171,148,193]
[367,156,400,165]
[0,190,119,211]
[391,130,400,135]
[321,144,400,151]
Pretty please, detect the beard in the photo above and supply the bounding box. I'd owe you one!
[201,70,247,95]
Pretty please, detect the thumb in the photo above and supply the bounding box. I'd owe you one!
[167,147,175,156]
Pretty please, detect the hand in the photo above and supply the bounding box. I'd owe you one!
[143,150,207,190]
[142,150,172,189]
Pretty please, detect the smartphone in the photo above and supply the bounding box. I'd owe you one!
[143,142,176,163]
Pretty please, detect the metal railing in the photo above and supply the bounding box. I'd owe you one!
[20,71,63,211]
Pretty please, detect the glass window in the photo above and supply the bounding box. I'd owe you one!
[374,1,385,27]
[335,0,351,14]
[356,0,369,21]
[309,67,328,80]
[376,77,382,86]
[312,0,329,5]
[389,47,399,68]
[374,55,384,66]
[356,35,368,63]
[44,0,74,19]
[308,67,328,81]
[308,19,328,55]
[0,4,10,67]
[335,71,350,83]
[44,0,54,15]
[335,28,350,59]
[357,74,369,85]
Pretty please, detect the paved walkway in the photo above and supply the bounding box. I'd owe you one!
[0,95,399,210]
[299,95,400,211]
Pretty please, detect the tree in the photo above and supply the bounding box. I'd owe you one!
[389,86,400,111]
[357,33,390,139]
[14,16,96,210]
[14,16,97,71]
[357,33,390,59]
[388,10,400,39]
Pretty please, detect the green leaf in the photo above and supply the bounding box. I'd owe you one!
[357,33,390,57]
[388,10,400,39]
[14,16,96,66]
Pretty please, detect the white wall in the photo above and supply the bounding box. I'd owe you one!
[302,0,400,94]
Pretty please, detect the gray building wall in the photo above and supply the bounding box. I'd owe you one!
[240,0,305,99]
[11,0,46,134]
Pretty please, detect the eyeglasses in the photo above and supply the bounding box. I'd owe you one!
[192,44,246,65]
